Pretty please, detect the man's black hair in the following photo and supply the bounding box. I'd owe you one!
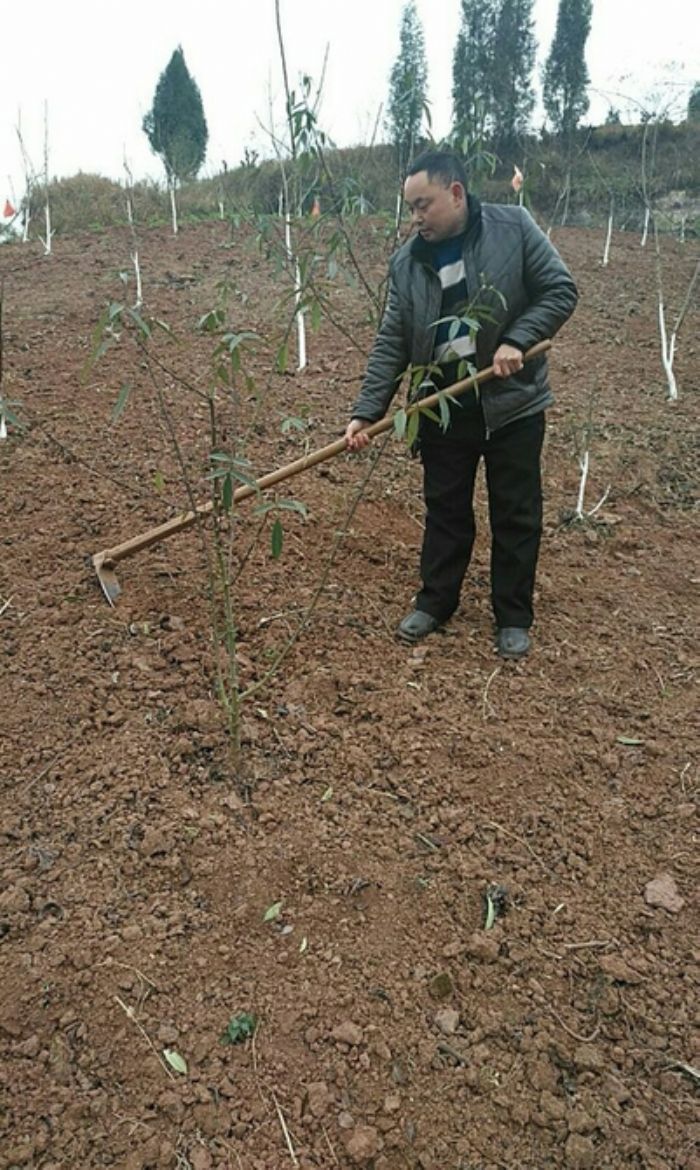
[406,150,468,191]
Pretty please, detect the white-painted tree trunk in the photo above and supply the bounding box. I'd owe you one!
[658,299,678,401]
[218,200,225,220]
[284,212,306,371]
[43,200,52,256]
[295,259,306,370]
[124,161,143,308]
[574,450,589,520]
[602,199,614,266]
[41,103,53,256]
[132,250,143,308]
[169,182,178,236]
[641,206,650,247]
[0,413,7,441]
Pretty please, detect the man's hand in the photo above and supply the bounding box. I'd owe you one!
[345,418,373,451]
[493,343,524,378]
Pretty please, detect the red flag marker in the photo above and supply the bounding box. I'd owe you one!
[3,199,16,217]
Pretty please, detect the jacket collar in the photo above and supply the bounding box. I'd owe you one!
[409,194,483,263]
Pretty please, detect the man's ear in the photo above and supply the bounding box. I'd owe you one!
[451,181,466,202]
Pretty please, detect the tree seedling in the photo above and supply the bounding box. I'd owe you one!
[221,1012,257,1045]
[483,883,509,930]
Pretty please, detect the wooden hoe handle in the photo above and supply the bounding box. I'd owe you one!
[93,339,552,571]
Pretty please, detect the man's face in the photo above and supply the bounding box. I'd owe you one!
[404,171,467,242]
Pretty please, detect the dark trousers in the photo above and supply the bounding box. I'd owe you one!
[416,409,545,628]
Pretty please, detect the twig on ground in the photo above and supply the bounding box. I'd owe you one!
[549,1007,600,1044]
[482,665,501,720]
[113,995,174,1079]
[322,1125,340,1165]
[271,1091,299,1167]
[562,939,618,952]
[437,1040,469,1064]
[0,596,13,618]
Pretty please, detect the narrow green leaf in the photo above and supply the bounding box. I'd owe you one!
[419,406,440,424]
[393,408,407,440]
[112,381,131,423]
[321,786,333,802]
[153,470,165,493]
[310,299,322,332]
[484,893,496,931]
[222,472,233,513]
[271,517,284,560]
[263,900,283,923]
[127,308,151,338]
[163,1048,188,1075]
[406,410,420,449]
[276,342,289,374]
[616,736,644,746]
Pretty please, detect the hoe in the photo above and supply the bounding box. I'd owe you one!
[91,339,552,605]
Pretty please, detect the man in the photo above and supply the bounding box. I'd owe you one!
[345,150,577,659]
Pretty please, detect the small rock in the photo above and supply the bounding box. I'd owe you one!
[190,1148,213,1170]
[139,828,168,858]
[157,1023,179,1045]
[345,1125,383,1164]
[428,972,453,1000]
[540,1090,566,1121]
[15,1034,40,1058]
[338,1111,355,1129]
[0,885,31,912]
[644,873,685,914]
[568,1107,597,1134]
[434,1008,460,1036]
[564,1133,596,1168]
[599,954,643,984]
[574,1044,605,1072]
[332,1021,364,1047]
[305,1081,333,1119]
[465,930,500,963]
[383,1094,401,1114]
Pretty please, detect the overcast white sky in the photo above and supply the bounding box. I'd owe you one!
[1,0,697,200]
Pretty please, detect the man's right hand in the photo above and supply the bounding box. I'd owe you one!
[345,418,373,452]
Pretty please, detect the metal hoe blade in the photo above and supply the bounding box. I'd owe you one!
[93,554,122,607]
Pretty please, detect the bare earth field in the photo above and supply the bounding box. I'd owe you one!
[0,216,698,1170]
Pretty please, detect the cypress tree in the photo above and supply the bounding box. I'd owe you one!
[143,47,208,184]
[386,2,429,174]
[452,0,499,150]
[491,0,536,154]
[543,0,593,140]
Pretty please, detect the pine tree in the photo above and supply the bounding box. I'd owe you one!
[491,0,536,153]
[143,47,208,185]
[386,2,428,173]
[452,0,499,150]
[543,0,593,139]
[688,83,700,123]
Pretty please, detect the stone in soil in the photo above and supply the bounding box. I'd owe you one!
[644,873,685,913]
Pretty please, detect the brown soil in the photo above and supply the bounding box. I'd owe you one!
[1,218,698,1170]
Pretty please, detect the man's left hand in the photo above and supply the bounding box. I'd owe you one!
[493,344,524,378]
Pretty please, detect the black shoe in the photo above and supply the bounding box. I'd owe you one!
[396,610,441,645]
[496,627,530,659]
